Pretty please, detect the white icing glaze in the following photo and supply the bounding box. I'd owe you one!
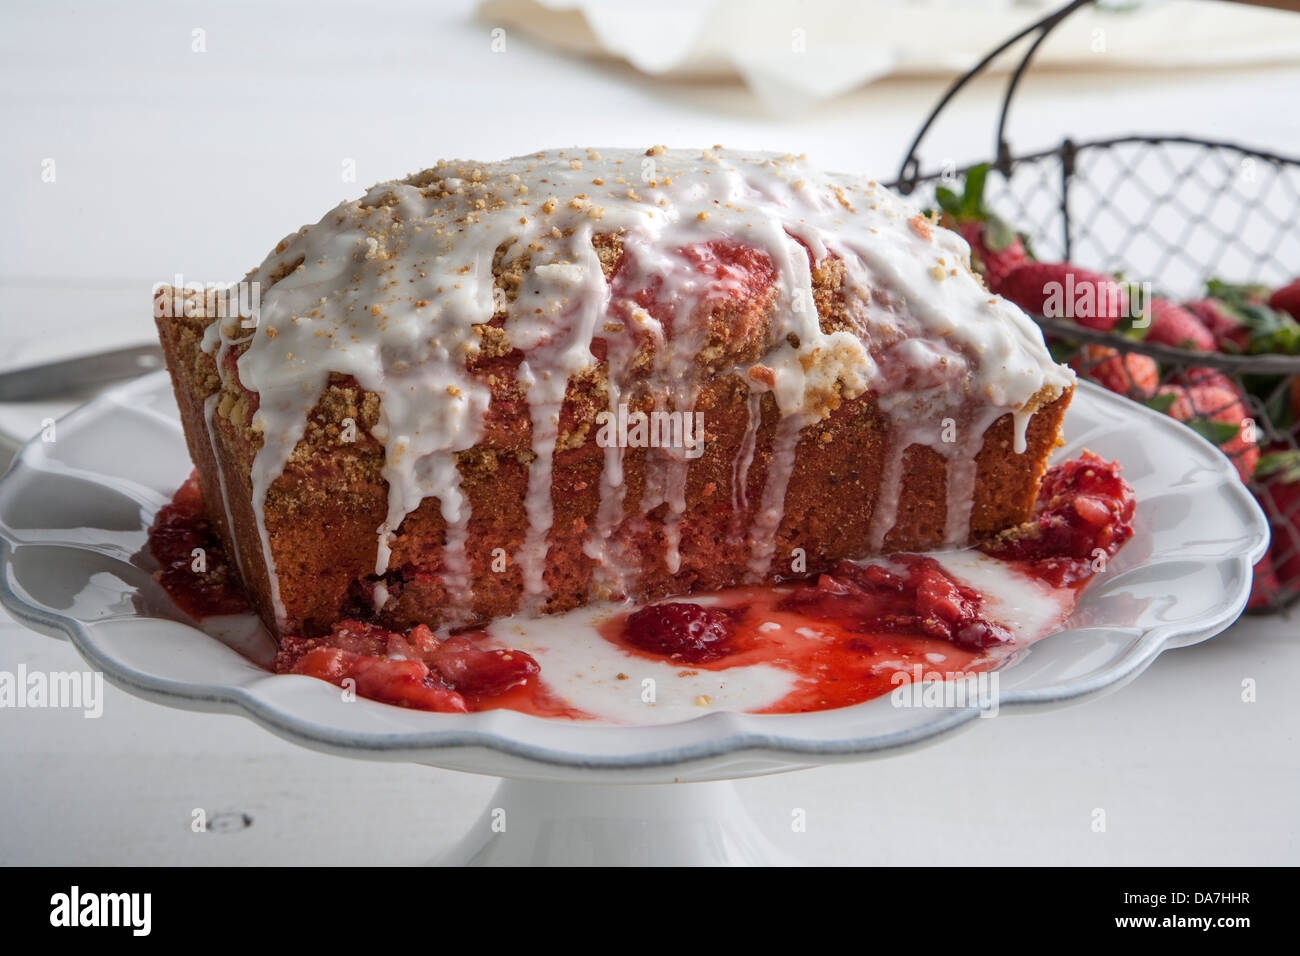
[865,436,906,552]
[745,412,804,578]
[926,549,1067,637]
[487,607,797,724]
[582,373,629,596]
[199,147,1072,628]
[729,390,763,547]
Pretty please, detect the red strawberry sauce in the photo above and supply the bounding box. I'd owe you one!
[601,451,1135,714]
[148,453,1135,719]
[606,582,1000,714]
[147,474,250,619]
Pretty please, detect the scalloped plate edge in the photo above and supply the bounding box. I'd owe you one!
[0,376,1270,777]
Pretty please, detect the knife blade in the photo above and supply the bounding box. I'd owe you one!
[0,345,166,402]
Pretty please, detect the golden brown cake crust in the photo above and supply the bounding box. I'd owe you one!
[156,259,1070,639]
[156,148,1076,638]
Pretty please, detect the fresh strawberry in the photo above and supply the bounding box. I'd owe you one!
[1152,384,1259,481]
[1069,345,1158,398]
[1255,450,1300,600]
[1205,279,1300,355]
[1213,280,1271,303]
[1184,298,1248,352]
[1143,298,1214,351]
[957,221,1027,293]
[1268,278,1300,321]
[1173,365,1239,396]
[999,262,1129,331]
[934,163,1029,292]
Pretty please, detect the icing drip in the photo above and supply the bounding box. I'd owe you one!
[729,390,764,545]
[867,436,908,553]
[516,360,561,605]
[583,374,629,597]
[510,232,610,607]
[661,414,694,576]
[206,325,293,628]
[600,232,744,582]
[942,405,1008,545]
[745,412,806,579]
[1012,408,1032,455]
[197,147,1073,625]
[942,451,982,546]
[372,382,487,621]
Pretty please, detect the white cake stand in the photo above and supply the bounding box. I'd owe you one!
[0,373,1269,865]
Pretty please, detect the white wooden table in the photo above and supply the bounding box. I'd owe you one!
[1,0,1297,865]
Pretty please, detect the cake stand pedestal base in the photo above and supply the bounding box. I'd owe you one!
[433,777,801,866]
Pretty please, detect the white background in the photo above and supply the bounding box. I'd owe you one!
[0,0,1297,865]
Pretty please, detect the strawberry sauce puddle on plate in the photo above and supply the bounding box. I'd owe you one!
[148,451,1134,722]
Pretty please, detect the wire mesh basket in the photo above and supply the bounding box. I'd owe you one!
[889,0,1300,612]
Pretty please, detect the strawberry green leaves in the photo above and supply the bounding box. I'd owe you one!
[1257,450,1300,486]
[1205,279,1300,356]
[935,163,1016,249]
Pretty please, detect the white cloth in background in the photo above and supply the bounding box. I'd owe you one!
[478,0,1300,112]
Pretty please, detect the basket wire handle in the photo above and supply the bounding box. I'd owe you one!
[895,0,1093,194]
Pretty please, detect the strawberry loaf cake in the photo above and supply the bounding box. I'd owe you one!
[155,146,1075,641]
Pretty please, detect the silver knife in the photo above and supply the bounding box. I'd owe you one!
[0,345,165,402]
